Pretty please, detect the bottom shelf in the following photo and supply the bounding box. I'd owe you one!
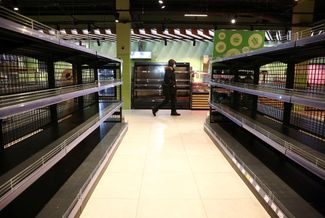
[191,93,209,110]
[204,121,325,218]
[133,97,191,109]
[0,122,128,217]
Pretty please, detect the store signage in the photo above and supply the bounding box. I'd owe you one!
[213,30,265,58]
[130,51,152,59]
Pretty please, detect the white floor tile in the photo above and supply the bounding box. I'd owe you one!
[188,155,234,173]
[194,173,253,199]
[91,172,142,199]
[81,198,137,218]
[81,110,268,218]
[137,199,207,218]
[203,199,270,218]
[140,173,200,199]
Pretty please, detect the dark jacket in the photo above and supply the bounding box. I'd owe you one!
[163,66,176,94]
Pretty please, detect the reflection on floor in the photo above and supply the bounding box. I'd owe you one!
[80,110,269,218]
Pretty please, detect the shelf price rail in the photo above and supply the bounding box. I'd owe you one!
[0,80,122,119]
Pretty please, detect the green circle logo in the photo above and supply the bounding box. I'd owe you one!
[218,32,226,40]
[225,48,241,57]
[248,33,263,49]
[215,41,227,53]
[242,46,250,53]
[230,33,243,46]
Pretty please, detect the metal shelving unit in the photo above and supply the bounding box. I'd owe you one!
[207,32,325,218]
[0,11,125,214]
[209,33,325,178]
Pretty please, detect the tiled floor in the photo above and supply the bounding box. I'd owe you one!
[81,110,269,218]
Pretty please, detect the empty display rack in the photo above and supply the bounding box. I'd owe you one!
[0,9,126,216]
[209,33,325,179]
[132,62,191,109]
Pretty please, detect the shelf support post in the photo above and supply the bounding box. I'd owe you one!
[283,62,295,126]
[232,69,240,110]
[47,60,58,123]
[251,66,260,118]
[74,63,84,108]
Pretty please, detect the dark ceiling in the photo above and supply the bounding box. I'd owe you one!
[0,0,324,30]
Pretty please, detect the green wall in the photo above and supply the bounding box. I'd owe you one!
[142,41,213,71]
[85,40,213,71]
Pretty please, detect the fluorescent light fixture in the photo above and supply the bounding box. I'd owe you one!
[49,30,56,35]
[71,29,78,35]
[184,14,208,17]
[82,29,89,34]
[174,29,192,39]
[59,29,67,35]
[105,29,115,35]
[276,31,280,41]
[161,5,166,9]
[115,13,119,23]
[152,29,172,39]
[94,29,101,35]
[265,32,270,41]
[197,29,213,40]
[231,18,236,24]
[131,29,152,39]
[13,7,19,11]
[208,30,214,37]
[186,29,203,40]
[266,30,273,41]
[162,29,182,39]
[140,29,161,39]
[159,0,163,4]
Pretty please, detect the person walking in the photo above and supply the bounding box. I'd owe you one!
[152,59,181,116]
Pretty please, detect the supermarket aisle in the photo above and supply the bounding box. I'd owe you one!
[81,110,269,218]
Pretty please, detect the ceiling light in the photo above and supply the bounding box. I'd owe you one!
[82,29,89,34]
[71,29,78,35]
[184,14,208,17]
[231,18,236,24]
[115,13,119,23]
[49,30,56,35]
[161,5,166,9]
[158,0,163,4]
[94,29,101,35]
[59,29,67,35]
[13,7,19,11]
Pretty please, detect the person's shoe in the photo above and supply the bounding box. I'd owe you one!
[152,108,158,116]
[171,112,180,116]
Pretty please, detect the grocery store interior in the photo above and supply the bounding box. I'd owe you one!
[0,0,325,217]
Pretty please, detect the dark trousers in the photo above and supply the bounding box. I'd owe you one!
[155,89,177,112]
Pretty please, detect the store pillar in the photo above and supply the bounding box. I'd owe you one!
[116,0,131,109]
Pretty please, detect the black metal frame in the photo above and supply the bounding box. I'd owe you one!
[210,35,325,140]
[132,62,192,109]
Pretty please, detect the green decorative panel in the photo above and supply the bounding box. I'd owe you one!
[213,30,265,58]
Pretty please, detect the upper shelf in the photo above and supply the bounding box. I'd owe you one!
[211,34,325,67]
[0,80,122,118]
[210,81,325,109]
[0,17,122,66]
